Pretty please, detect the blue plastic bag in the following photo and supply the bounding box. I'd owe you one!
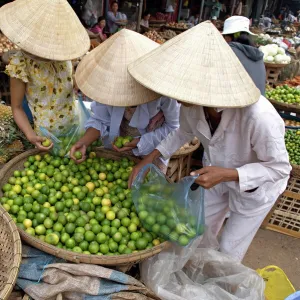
[40,96,90,157]
[132,164,205,246]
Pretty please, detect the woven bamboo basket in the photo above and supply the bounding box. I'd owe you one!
[268,98,300,114]
[262,176,300,238]
[167,140,200,182]
[0,149,169,267]
[0,206,22,300]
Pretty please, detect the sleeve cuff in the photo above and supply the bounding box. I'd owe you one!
[156,144,172,160]
[85,119,108,137]
[134,136,148,156]
[236,166,250,192]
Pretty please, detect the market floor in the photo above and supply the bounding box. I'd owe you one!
[243,229,300,290]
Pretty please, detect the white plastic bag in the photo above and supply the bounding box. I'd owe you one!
[141,231,265,300]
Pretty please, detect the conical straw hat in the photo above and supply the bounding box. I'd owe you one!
[75,29,160,107]
[0,0,90,61]
[129,21,260,108]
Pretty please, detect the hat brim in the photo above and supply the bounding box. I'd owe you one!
[222,29,256,36]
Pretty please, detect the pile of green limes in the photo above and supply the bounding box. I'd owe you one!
[0,154,163,255]
[266,85,300,105]
[135,184,204,247]
[285,129,300,165]
[114,136,133,149]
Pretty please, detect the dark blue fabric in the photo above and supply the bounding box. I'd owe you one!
[22,96,33,123]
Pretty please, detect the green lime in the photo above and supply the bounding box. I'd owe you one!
[84,231,95,242]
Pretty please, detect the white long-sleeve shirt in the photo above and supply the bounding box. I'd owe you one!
[157,96,291,214]
[85,97,180,157]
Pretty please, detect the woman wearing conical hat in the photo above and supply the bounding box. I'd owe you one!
[128,22,291,261]
[0,0,90,150]
[70,30,180,172]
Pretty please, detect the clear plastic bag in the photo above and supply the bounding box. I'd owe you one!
[132,164,205,246]
[140,230,265,300]
[40,97,90,157]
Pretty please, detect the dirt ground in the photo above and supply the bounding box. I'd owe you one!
[243,229,300,290]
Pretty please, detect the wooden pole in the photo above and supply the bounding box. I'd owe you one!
[199,0,205,22]
[136,0,143,32]
[231,0,237,15]
[177,0,183,22]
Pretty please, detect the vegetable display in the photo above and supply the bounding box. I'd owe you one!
[281,76,300,87]
[266,85,300,104]
[166,22,188,29]
[160,30,177,40]
[284,119,300,127]
[285,130,300,165]
[259,44,291,64]
[1,154,163,255]
[0,34,18,55]
[143,31,165,44]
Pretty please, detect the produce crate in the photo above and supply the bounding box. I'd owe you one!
[263,176,300,238]
[0,149,169,270]
[167,140,200,182]
[265,63,284,84]
[0,205,22,300]
[280,113,300,129]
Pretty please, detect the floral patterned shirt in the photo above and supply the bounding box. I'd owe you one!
[5,51,76,135]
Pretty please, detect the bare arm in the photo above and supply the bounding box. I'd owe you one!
[10,77,34,139]
[10,78,53,150]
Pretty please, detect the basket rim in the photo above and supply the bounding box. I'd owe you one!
[265,62,290,68]
[0,206,22,300]
[268,98,300,113]
[172,139,200,157]
[0,148,170,265]
[18,228,170,265]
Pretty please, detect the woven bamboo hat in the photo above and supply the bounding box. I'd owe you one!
[75,29,160,106]
[129,21,260,108]
[0,0,90,61]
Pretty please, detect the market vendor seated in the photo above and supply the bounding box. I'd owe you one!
[0,0,90,150]
[70,29,180,173]
[128,22,291,262]
[90,16,107,42]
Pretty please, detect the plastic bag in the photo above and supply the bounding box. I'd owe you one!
[140,230,265,300]
[132,164,205,246]
[256,266,295,300]
[40,97,91,157]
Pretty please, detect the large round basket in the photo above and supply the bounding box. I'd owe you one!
[268,98,300,114]
[0,149,169,266]
[0,206,22,300]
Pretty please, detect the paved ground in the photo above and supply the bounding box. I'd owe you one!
[243,229,300,290]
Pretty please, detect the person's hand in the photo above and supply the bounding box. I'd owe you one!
[112,138,140,153]
[70,141,87,163]
[190,166,239,189]
[128,155,154,188]
[28,135,53,151]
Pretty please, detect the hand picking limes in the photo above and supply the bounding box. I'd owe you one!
[74,151,83,160]
[42,139,52,147]
[1,153,163,256]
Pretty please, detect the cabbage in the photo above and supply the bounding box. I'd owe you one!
[274,54,284,63]
[277,47,285,55]
[266,44,278,56]
[264,56,274,62]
